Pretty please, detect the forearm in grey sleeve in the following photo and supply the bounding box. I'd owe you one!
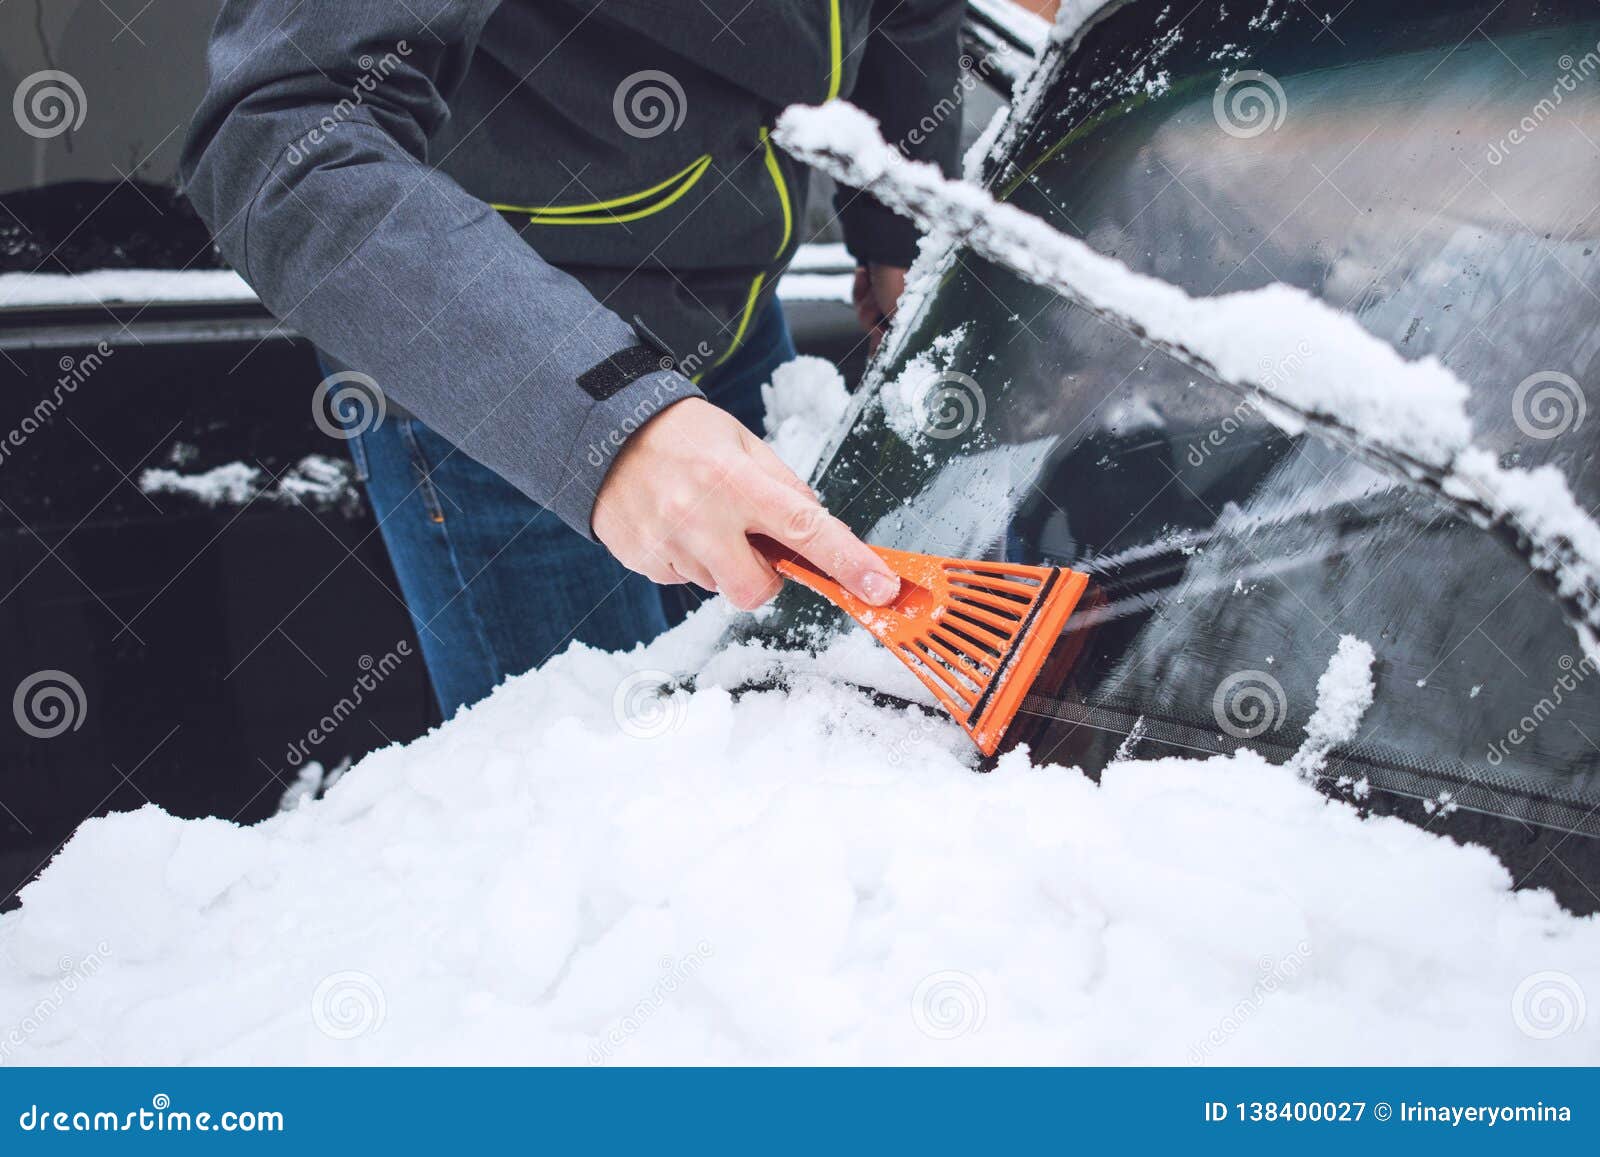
[836,0,965,268]
[180,0,698,537]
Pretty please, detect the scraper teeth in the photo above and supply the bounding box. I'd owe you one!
[762,542,1090,756]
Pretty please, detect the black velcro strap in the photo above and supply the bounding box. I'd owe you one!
[576,345,673,401]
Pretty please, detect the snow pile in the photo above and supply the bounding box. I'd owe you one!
[139,455,361,514]
[760,357,852,480]
[1,617,1597,1065]
[774,102,1600,654]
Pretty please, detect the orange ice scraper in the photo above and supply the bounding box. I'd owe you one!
[759,543,1090,756]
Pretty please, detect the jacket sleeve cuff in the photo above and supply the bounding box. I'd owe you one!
[837,196,924,269]
[544,369,701,540]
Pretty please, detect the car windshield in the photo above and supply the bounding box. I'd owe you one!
[755,0,1600,841]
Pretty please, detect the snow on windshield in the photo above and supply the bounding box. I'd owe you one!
[1,359,1596,1066]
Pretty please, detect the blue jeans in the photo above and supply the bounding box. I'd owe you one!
[335,300,796,717]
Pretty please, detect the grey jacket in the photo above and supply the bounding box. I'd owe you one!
[181,0,962,537]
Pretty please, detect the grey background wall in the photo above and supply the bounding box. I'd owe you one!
[1,0,220,193]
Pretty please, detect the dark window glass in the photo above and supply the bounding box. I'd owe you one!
[757,0,1600,844]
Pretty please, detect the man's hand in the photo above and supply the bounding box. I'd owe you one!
[852,263,908,356]
[592,397,901,611]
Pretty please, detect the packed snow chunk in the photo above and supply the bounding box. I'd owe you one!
[1290,636,1376,777]
[139,461,262,506]
[760,356,851,478]
[140,455,362,514]
[880,326,973,449]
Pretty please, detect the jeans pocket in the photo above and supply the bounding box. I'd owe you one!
[398,419,447,524]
